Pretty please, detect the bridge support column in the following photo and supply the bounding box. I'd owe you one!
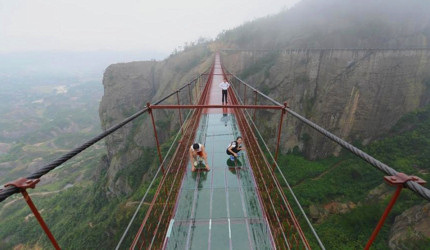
[274,102,287,167]
[365,173,426,249]
[5,178,60,250]
[147,102,164,173]
[176,91,183,134]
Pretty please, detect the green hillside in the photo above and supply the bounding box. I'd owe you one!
[277,105,430,248]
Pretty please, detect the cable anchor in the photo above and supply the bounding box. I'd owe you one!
[5,177,61,249]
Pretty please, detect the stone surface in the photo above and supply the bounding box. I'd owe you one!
[389,203,430,249]
[99,46,212,195]
[222,49,430,159]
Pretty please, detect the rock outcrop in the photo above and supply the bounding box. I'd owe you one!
[99,48,430,194]
[98,0,430,194]
[99,46,212,196]
[309,201,357,223]
[389,203,430,249]
[222,49,430,158]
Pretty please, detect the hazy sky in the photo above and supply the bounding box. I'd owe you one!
[0,0,300,54]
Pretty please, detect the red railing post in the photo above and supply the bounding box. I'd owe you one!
[274,102,287,167]
[365,173,426,249]
[5,178,61,250]
[176,91,183,134]
[147,102,164,173]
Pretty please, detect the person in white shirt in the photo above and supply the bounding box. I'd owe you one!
[226,136,244,161]
[189,143,210,172]
[219,77,230,104]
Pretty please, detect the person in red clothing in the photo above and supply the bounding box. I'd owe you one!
[189,143,210,172]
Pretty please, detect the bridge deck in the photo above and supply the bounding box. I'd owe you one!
[165,55,273,249]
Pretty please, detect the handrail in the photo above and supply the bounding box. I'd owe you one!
[223,69,430,201]
[0,70,210,203]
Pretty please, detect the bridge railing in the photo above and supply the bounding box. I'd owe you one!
[223,66,430,249]
[0,65,211,249]
[120,63,215,250]
[224,69,321,249]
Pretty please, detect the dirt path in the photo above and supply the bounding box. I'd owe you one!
[292,159,346,188]
[1,185,73,210]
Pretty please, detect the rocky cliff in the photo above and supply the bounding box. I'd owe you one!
[389,203,430,249]
[99,45,212,196]
[94,1,430,248]
[222,49,430,158]
[98,0,430,190]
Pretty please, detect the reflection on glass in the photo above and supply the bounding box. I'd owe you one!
[191,171,208,189]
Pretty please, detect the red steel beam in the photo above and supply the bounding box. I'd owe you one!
[274,102,287,165]
[365,173,426,249]
[147,102,164,173]
[131,60,215,249]
[150,104,282,110]
[176,91,184,134]
[5,178,60,250]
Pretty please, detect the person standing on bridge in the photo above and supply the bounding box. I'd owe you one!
[189,143,210,172]
[219,77,230,104]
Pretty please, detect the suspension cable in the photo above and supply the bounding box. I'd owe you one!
[229,81,323,249]
[131,63,214,249]
[225,69,430,202]
[244,105,325,249]
[115,108,194,249]
[0,72,208,203]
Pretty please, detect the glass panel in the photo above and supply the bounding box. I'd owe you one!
[228,188,244,218]
[190,223,209,250]
[168,113,273,249]
[231,223,252,249]
[211,188,227,219]
[174,189,196,220]
[194,189,211,219]
[210,223,230,250]
[212,168,226,188]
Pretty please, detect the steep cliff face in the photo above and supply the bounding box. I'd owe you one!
[98,0,430,192]
[214,0,430,158]
[222,49,430,158]
[99,46,212,195]
[389,203,430,249]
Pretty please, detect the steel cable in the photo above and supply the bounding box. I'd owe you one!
[225,70,430,202]
[0,73,207,203]
[229,81,318,249]
[115,108,194,249]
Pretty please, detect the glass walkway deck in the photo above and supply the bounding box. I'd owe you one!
[164,55,274,249]
[165,113,274,249]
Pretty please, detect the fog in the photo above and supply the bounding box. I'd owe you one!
[0,0,299,53]
[219,0,430,50]
[0,0,299,78]
[2,0,428,79]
